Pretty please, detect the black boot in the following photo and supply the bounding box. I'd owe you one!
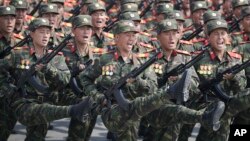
[202,100,225,131]
[69,97,95,122]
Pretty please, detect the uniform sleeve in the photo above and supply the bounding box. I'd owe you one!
[44,55,71,86]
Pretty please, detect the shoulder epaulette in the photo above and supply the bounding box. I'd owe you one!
[23,25,28,29]
[91,47,109,54]
[64,12,73,18]
[150,37,157,41]
[136,53,150,58]
[25,15,35,22]
[61,22,72,28]
[103,32,114,39]
[48,50,64,55]
[180,40,193,45]
[139,31,152,37]
[139,42,154,49]
[14,46,29,50]
[191,51,202,55]
[191,38,206,43]
[13,33,24,39]
[55,32,65,38]
[227,51,242,59]
[141,17,155,23]
[106,41,116,46]
[231,31,243,35]
[108,8,118,13]
[64,2,74,8]
[176,49,191,56]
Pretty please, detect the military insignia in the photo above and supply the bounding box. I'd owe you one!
[198,3,203,7]
[167,22,172,26]
[130,13,135,17]
[212,13,216,17]
[102,65,114,76]
[175,13,180,17]
[217,21,222,25]
[42,19,46,23]
[166,4,170,8]
[83,18,88,22]
[198,64,213,75]
[95,3,100,7]
[128,5,132,9]
[6,7,11,11]
[153,63,163,74]
[18,1,23,4]
[49,5,54,9]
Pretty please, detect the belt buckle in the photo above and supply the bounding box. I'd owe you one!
[38,96,44,102]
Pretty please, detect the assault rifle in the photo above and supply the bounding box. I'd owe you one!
[0,35,31,59]
[104,50,162,109]
[157,45,209,88]
[69,59,93,96]
[16,34,73,92]
[228,18,242,33]
[199,59,250,102]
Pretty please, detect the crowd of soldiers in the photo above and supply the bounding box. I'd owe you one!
[2,0,250,141]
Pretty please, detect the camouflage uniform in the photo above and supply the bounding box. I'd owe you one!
[191,19,247,141]
[63,15,111,141]
[88,3,114,48]
[0,6,20,140]
[79,20,174,141]
[6,18,93,141]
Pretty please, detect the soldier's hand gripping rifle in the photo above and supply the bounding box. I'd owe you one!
[0,35,31,59]
[199,59,250,102]
[104,50,162,110]
[16,34,73,93]
[29,0,43,16]
[69,59,93,96]
[157,46,209,88]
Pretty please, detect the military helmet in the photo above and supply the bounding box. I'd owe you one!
[203,10,222,24]
[157,19,178,34]
[29,18,52,31]
[119,12,140,21]
[113,20,138,34]
[88,3,106,15]
[206,19,228,35]
[0,5,16,16]
[39,4,59,16]
[72,15,92,29]
[9,0,28,9]
[191,1,208,13]
[121,3,138,13]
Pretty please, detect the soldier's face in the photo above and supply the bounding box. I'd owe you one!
[183,0,190,9]
[73,26,93,44]
[223,0,232,16]
[209,29,228,51]
[31,27,51,48]
[192,9,206,25]
[156,14,165,22]
[242,16,250,32]
[233,6,244,18]
[0,15,16,34]
[177,21,184,37]
[16,9,27,24]
[157,30,178,51]
[91,11,107,28]
[115,31,137,53]
[54,3,64,18]
[42,13,58,29]
[81,4,89,14]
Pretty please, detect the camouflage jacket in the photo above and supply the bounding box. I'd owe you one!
[79,50,157,103]
[91,32,114,48]
[194,48,246,96]
[231,31,249,48]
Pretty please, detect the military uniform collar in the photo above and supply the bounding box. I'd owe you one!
[209,48,232,62]
[114,50,139,65]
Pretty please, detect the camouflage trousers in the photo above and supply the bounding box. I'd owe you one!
[58,91,97,141]
[101,92,171,141]
[182,89,250,141]
[11,98,70,141]
[143,103,204,141]
[0,96,17,141]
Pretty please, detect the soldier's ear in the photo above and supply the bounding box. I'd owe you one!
[114,34,119,42]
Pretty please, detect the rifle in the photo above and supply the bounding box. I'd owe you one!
[228,18,242,33]
[182,25,203,41]
[199,59,250,102]
[16,34,73,91]
[69,59,93,96]
[0,35,31,59]
[29,0,43,16]
[104,50,162,108]
[157,45,209,88]
[103,18,119,32]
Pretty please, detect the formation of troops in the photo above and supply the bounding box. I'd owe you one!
[2,0,250,141]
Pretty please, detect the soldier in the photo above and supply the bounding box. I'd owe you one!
[222,0,233,21]
[5,18,95,141]
[229,0,249,33]
[79,20,226,141]
[9,0,29,36]
[64,15,109,141]
[0,5,20,140]
[183,1,208,50]
[192,19,248,141]
[88,2,114,48]
[39,3,64,49]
